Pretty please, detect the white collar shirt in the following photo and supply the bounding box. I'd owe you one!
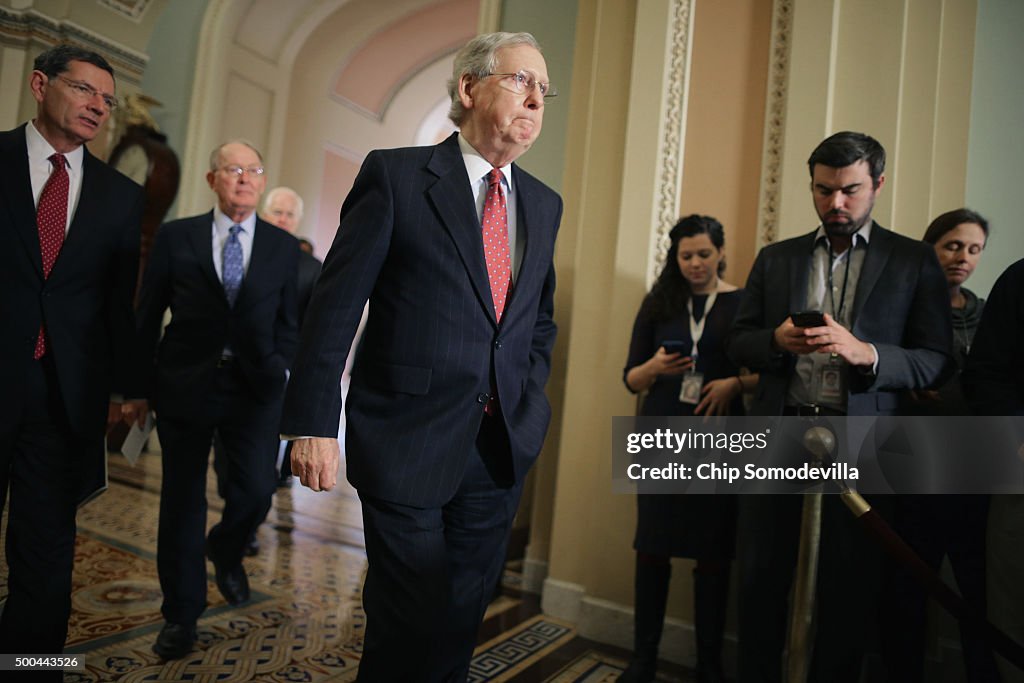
[26,120,85,234]
[458,134,523,282]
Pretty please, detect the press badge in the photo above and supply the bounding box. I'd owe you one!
[818,359,843,402]
[679,371,704,405]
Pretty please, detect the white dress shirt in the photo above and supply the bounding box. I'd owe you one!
[458,134,524,282]
[26,120,84,234]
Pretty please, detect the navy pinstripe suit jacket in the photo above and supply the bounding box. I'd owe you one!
[280,133,562,507]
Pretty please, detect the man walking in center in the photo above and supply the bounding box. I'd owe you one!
[280,32,562,682]
[137,140,298,659]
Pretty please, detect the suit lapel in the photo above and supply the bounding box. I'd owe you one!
[426,134,497,326]
[788,232,816,315]
[506,166,544,325]
[238,220,272,306]
[186,211,224,297]
[56,149,102,274]
[0,126,45,277]
[851,222,890,325]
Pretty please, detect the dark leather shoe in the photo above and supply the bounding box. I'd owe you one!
[153,622,196,660]
[243,534,260,557]
[212,558,250,605]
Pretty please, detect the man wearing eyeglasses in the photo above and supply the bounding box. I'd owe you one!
[0,44,145,659]
[280,32,562,681]
[136,140,299,659]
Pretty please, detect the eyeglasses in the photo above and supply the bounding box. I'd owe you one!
[487,70,557,98]
[219,165,265,178]
[55,76,118,111]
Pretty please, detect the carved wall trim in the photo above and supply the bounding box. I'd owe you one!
[0,7,147,84]
[649,0,694,287]
[755,0,794,246]
[97,0,154,23]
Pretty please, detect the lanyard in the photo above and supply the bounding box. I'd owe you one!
[827,242,853,323]
[687,290,718,361]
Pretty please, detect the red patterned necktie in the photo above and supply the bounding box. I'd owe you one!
[482,168,512,416]
[34,153,69,359]
[482,168,512,321]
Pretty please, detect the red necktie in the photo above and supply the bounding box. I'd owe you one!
[482,169,512,415]
[482,168,512,322]
[34,153,69,359]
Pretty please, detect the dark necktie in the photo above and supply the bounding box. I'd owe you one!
[34,153,69,360]
[223,224,244,306]
[482,168,512,321]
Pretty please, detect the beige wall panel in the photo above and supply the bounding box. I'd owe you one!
[930,0,975,218]
[678,0,771,291]
[220,72,273,165]
[544,0,639,605]
[892,0,941,236]
[776,0,836,239]
[0,46,28,130]
[830,0,905,228]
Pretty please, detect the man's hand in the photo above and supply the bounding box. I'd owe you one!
[803,313,877,367]
[289,437,340,492]
[122,399,149,427]
[107,402,121,431]
[773,317,822,355]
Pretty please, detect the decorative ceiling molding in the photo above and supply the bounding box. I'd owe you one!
[0,7,148,84]
[649,0,694,287]
[755,0,794,247]
[97,0,153,23]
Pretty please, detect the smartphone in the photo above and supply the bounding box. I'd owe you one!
[661,340,689,355]
[791,310,826,328]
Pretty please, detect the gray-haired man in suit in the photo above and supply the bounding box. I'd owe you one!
[280,31,562,682]
[0,44,145,659]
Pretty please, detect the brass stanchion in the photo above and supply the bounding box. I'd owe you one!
[784,425,836,682]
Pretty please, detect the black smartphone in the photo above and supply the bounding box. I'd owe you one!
[660,340,688,355]
[791,310,826,327]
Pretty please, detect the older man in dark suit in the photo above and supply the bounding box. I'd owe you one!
[728,132,953,681]
[136,140,298,659]
[0,44,144,658]
[279,31,562,682]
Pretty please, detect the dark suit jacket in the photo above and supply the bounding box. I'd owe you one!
[280,133,562,507]
[0,125,143,497]
[136,212,299,420]
[728,223,953,416]
[296,249,322,330]
[964,258,1024,416]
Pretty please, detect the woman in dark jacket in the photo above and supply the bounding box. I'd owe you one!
[620,215,755,683]
[884,208,998,682]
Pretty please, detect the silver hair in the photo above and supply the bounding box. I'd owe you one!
[446,32,541,126]
[208,139,264,171]
[263,186,304,220]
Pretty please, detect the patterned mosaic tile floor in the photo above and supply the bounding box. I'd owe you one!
[1,447,695,682]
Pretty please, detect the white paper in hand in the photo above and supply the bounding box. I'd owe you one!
[120,413,154,466]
